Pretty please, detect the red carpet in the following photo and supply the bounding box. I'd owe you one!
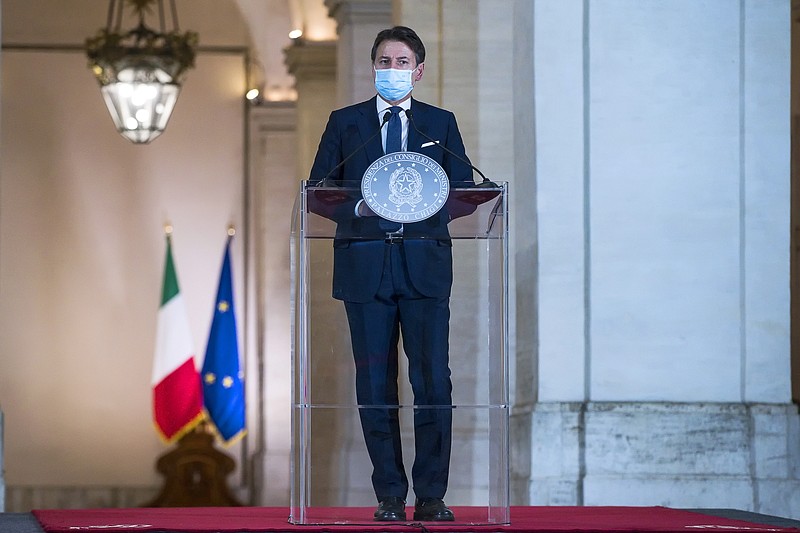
[32,506,800,533]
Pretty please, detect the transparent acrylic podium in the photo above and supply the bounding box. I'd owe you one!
[290,181,509,526]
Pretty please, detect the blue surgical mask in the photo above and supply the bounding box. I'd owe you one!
[374,67,418,102]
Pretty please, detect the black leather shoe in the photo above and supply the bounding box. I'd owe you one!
[374,496,406,521]
[413,497,454,521]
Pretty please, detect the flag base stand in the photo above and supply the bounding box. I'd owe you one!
[145,421,243,507]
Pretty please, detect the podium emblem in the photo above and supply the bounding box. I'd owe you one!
[361,151,450,223]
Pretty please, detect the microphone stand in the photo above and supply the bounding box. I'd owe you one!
[405,109,498,188]
[316,110,393,187]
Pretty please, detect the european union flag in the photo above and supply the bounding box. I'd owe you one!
[201,235,246,443]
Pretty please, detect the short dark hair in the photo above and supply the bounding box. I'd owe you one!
[370,26,426,66]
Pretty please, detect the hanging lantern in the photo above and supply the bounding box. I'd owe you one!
[85,0,198,144]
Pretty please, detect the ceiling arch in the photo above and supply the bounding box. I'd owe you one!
[234,0,336,101]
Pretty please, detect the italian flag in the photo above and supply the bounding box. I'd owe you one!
[152,236,204,443]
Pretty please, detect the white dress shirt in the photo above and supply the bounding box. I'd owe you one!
[377,98,411,153]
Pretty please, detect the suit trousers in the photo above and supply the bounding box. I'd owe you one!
[343,242,453,502]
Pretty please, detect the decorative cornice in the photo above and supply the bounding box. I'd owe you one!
[324,0,392,27]
[283,39,337,80]
[250,102,297,133]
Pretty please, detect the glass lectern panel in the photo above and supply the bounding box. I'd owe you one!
[290,182,509,526]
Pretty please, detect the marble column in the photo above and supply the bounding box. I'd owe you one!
[511,0,538,504]
[324,0,392,106]
[516,0,800,517]
[246,102,297,505]
[284,37,351,507]
[284,39,337,178]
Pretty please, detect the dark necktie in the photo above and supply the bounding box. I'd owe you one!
[380,106,404,232]
[385,106,403,154]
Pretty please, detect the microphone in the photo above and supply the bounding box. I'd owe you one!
[405,108,498,188]
[316,110,392,186]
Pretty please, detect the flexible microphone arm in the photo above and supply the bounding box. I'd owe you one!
[405,108,497,188]
[315,111,392,186]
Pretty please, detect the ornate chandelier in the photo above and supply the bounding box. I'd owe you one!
[85,0,198,144]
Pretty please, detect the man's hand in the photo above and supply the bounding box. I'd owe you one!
[357,201,377,217]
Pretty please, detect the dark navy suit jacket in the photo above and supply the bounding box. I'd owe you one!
[308,96,474,303]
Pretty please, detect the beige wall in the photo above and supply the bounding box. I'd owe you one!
[1,0,251,505]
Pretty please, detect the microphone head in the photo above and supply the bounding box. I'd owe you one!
[404,109,414,119]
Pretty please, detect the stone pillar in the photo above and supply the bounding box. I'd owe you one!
[529,0,791,409]
[397,2,481,151]
[511,0,538,505]
[792,0,800,405]
[324,0,392,106]
[284,26,355,508]
[521,0,799,517]
[284,39,337,179]
[247,102,297,506]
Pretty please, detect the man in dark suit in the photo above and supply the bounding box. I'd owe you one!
[308,26,474,522]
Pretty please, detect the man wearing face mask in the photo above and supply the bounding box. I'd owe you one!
[308,26,475,522]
